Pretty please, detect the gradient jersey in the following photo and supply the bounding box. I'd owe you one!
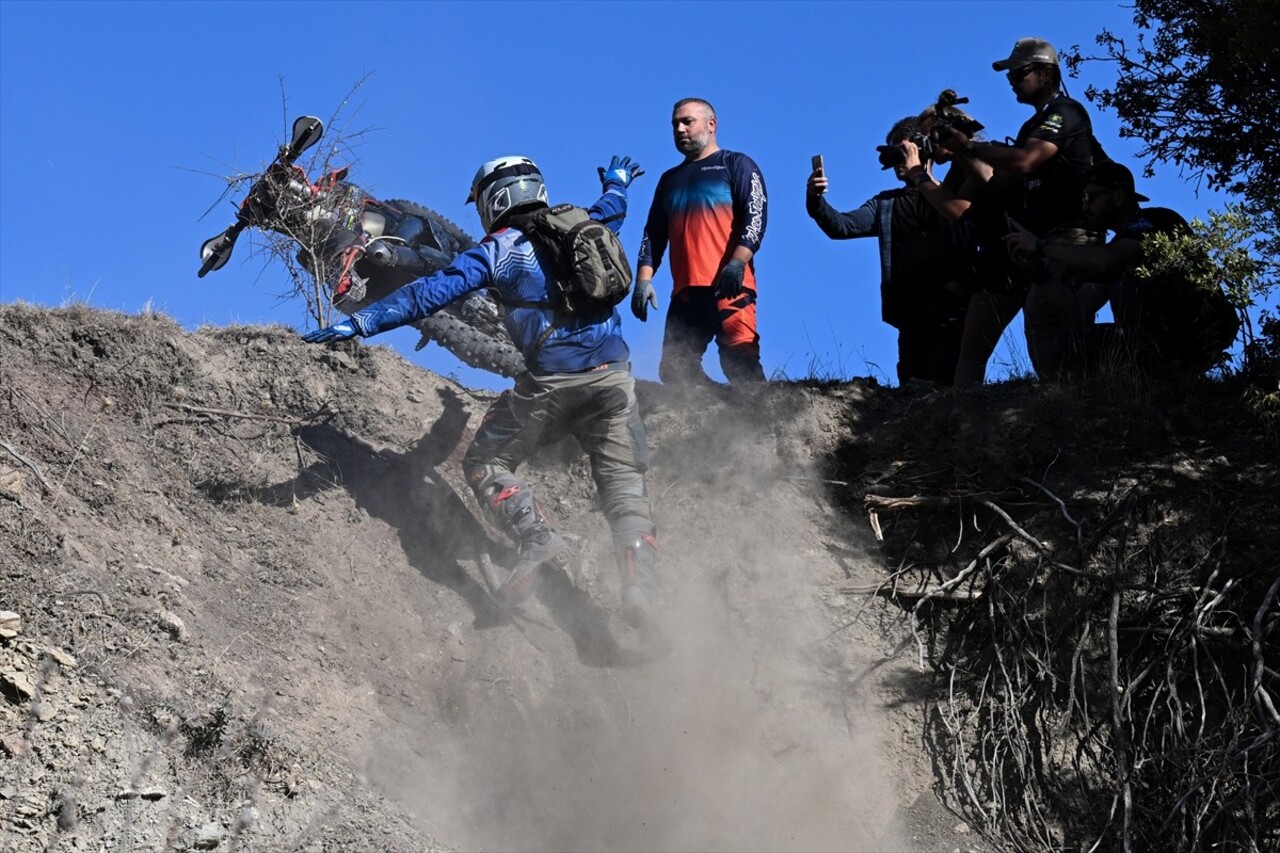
[349,187,630,375]
[638,149,767,294]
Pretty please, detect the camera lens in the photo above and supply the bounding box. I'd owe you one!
[876,145,905,169]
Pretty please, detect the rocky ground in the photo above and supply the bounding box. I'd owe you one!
[2,302,1274,852]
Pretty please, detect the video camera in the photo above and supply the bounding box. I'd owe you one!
[876,134,932,170]
[928,90,985,142]
[875,90,985,170]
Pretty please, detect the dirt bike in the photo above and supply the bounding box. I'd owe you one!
[198,115,527,378]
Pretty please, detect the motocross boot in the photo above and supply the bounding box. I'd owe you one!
[613,529,662,630]
[479,474,570,606]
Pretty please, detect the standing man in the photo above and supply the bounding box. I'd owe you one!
[634,98,768,386]
[938,37,1104,378]
[301,154,662,634]
[806,117,966,386]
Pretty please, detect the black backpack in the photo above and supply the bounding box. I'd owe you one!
[507,204,633,317]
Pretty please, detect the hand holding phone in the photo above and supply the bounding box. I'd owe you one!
[807,154,827,197]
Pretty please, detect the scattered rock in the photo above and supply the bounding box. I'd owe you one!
[1,733,31,757]
[143,563,189,588]
[0,610,19,638]
[43,647,77,668]
[1,670,35,702]
[194,822,226,849]
[157,610,189,642]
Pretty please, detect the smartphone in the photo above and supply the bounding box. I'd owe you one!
[811,154,824,176]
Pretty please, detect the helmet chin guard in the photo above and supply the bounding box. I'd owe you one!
[467,155,549,232]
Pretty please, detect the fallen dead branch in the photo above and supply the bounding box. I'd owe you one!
[161,402,306,426]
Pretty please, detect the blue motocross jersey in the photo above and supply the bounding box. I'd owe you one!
[349,186,631,375]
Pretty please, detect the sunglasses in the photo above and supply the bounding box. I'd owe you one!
[1006,66,1040,82]
[1082,187,1114,204]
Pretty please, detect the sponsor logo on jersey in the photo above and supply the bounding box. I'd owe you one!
[745,171,766,245]
[1038,113,1065,134]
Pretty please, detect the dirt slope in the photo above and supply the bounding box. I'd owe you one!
[3,303,1273,852]
[1,303,966,852]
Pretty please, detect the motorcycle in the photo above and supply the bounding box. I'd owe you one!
[198,116,527,378]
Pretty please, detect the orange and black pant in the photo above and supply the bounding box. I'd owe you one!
[659,286,764,385]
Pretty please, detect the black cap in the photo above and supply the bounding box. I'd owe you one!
[1086,161,1150,202]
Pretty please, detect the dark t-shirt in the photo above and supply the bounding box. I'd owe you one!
[1015,94,1096,235]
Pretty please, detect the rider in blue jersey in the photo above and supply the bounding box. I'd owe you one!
[303,155,661,633]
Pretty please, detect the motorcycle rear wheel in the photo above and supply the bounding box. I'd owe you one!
[413,312,527,379]
[371,198,528,379]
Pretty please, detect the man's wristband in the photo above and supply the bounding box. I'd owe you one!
[962,141,978,159]
[912,171,934,188]
[1034,237,1049,257]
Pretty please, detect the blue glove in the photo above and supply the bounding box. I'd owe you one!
[302,319,359,344]
[631,279,658,322]
[598,155,644,189]
[712,258,747,300]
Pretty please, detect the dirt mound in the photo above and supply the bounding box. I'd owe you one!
[2,302,1274,851]
[0,304,937,851]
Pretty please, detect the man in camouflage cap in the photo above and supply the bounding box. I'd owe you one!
[938,36,1108,379]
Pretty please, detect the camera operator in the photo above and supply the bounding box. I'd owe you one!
[806,117,964,386]
[936,37,1106,379]
[900,92,1025,388]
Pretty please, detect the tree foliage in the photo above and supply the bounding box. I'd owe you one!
[1137,203,1277,311]
[1064,0,1279,209]
[1064,0,1280,279]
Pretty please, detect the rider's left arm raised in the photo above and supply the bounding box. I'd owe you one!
[592,154,643,234]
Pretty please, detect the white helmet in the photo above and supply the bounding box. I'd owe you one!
[465,155,549,232]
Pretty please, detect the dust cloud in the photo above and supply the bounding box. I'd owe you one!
[360,390,908,852]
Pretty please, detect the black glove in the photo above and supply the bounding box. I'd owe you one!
[712,258,747,300]
[631,279,658,321]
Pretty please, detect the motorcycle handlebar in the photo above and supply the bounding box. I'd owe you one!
[198,116,324,278]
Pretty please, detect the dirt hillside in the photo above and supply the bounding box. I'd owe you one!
[2,302,1276,852]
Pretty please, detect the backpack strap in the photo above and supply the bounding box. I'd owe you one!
[495,208,559,312]
[531,317,564,352]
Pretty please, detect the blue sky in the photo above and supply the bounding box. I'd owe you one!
[0,0,1249,390]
